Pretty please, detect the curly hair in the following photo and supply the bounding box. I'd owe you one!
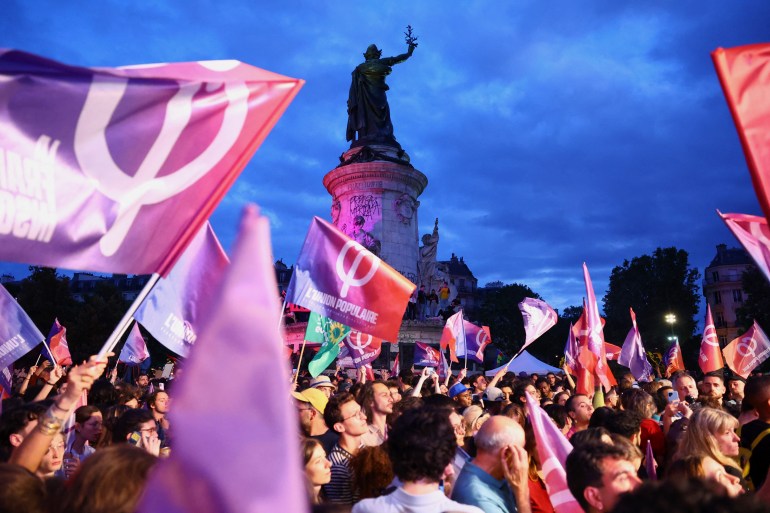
[350,444,394,499]
[386,407,456,482]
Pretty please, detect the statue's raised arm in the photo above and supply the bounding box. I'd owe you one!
[346,26,418,148]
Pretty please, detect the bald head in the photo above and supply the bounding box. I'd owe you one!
[475,415,525,454]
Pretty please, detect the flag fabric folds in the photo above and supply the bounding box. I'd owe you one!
[0,284,45,370]
[582,264,613,391]
[119,322,150,365]
[722,321,770,379]
[699,304,725,374]
[604,343,622,361]
[458,323,491,364]
[518,297,558,350]
[391,353,400,377]
[440,311,464,363]
[414,342,441,367]
[663,339,686,377]
[0,49,303,276]
[712,44,770,221]
[564,323,578,370]
[134,223,229,357]
[618,308,654,382]
[285,217,415,341]
[305,312,350,378]
[43,318,72,366]
[137,205,306,513]
[525,392,582,513]
[719,212,770,283]
[339,331,382,369]
[645,440,658,480]
[0,366,12,403]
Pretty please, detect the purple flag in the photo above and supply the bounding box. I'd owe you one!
[42,318,72,366]
[414,342,441,367]
[564,323,578,370]
[138,205,306,513]
[618,308,654,382]
[339,331,382,368]
[525,392,582,513]
[457,323,491,364]
[645,440,657,480]
[0,365,12,401]
[0,49,302,276]
[134,223,229,357]
[519,297,558,349]
[0,284,44,370]
[119,322,150,365]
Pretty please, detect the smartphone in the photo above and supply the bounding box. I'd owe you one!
[128,431,142,446]
[667,390,679,403]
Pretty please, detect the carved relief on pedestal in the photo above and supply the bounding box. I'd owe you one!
[393,193,417,226]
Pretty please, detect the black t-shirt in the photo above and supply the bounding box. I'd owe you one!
[311,429,339,456]
[740,419,770,489]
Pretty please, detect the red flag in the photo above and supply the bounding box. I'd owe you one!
[719,212,770,283]
[43,318,72,366]
[700,304,725,374]
[712,44,770,221]
[583,264,613,391]
[391,353,400,377]
[525,392,583,513]
[285,217,415,341]
[0,50,302,276]
[663,339,686,377]
[440,311,464,363]
[604,343,622,361]
[722,321,770,378]
[138,206,305,513]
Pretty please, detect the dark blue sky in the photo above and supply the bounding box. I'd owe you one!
[2,2,768,311]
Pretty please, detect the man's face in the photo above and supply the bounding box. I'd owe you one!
[389,386,402,403]
[675,376,698,400]
[371,383,394,415]
[337,399,368,437]
[570,396,594,425]
[587,457,641,511]
[728,379,745,399]
[526,384,541,402]
[702,376,725,399]
[547,373,556,385]
[454,390,472,408]
[317,386,334,398]
[78,412,103,444]
[295,400,314,434]
[473,376,487,392]
[137,375,149,387]
[537,382,551,398]
[152,392,170,415]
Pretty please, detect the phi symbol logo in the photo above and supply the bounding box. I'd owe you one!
[348,332,373,355]
[74,73,249,256]
[737,336,757,358]
[336,240,380,298]
[703,326,720,347]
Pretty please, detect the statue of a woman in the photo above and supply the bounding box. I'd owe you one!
[346,37,416,148]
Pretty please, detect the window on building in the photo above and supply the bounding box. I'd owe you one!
[719,336,727,345]
[712,271,719,282]
[715,314,725,328]
[733,289,743,302]
[714,291,721,305]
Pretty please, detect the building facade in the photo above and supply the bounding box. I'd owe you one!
[702,244,753,344]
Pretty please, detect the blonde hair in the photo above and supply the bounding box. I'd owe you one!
[675,407,739,469]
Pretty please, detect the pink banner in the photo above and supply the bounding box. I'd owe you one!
[722,321,770,378]
[0,49,302,275]
[720,212,770,283]
[699,304,725,374]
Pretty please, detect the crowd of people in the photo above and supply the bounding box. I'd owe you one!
[2,351,770,513]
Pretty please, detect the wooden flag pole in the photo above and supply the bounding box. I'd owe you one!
[294,340,308,384]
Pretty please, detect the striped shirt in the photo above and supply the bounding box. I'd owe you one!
[325,443,358,504]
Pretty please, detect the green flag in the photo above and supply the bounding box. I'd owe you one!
[306,312,351,377]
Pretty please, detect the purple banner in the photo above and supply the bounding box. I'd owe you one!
[0,284,44,370]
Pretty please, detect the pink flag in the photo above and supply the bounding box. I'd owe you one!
[134,223,229,357]
[518,297,558,349]
[712,44,770,221]
[440,311,464,363]
[583,264,612,390]
[0,49,302,276]
[438,348,451,380]
[604,343,622,361]
[719,212,770,283]
[564,323,578,370]
[285,217,415,341]
[43,318,72,366]
[414,342,441,367]
[618,308,654,382]
[138,205,306,513]
[119,322,150,365]
[700,304,725,374]
[525,392,582,513]
[722,321,770,379]
[645,440,657,480]
[391,353,400,377]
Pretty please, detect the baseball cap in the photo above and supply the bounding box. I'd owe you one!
[482,386,505,402]
[449,382,470,399]
[292,388,328,414]
[309,375,337,390]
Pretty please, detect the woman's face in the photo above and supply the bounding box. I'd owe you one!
[714,425,740,457]
[39,433,65,476]
[702,457,743,497]
[305,445,331,486]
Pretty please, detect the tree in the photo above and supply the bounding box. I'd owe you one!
[737,266,770,333]
[476,283,541,358]
[602,247,701,363]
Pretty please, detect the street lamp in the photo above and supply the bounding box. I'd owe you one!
[665,313,676,325]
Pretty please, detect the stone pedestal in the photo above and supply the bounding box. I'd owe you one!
[323,145,428,284]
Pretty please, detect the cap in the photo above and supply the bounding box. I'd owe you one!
[449,382,470,399]
[482,386,505,402]
[292,388,329,414]
[309,375,337,390]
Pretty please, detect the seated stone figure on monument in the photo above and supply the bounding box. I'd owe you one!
[419,218,439,290]
[346,26,418,151]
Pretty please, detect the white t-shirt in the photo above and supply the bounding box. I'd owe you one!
[352,487,484,513]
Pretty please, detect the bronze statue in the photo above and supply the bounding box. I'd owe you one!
[346,26,418,148]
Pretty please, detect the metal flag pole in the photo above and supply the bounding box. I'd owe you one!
[460,309,468,370]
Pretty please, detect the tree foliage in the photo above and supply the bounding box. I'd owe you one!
[476,283,541,358]
[737,266,770,333]
[602,247,701,359]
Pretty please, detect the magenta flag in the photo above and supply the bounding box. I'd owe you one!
[0,284,45,370]
[119,322,150,365]
[645,440,657,480]
[618,308,654,382]
[138,205,306,513]
[338,331,382,369]
[722,321,770,379]
[285,217,415,341]
[564,323,578,370]
[414,342,441,367]
[525,392,582,513]
[134,223,229,357]
[0,49,302,276]
[43,318,72,366]
[519,297,558,349]
[583,263,612,390]
[720,212,770,283]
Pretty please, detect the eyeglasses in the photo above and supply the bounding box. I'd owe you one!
[140,427,158,434]
[342,408,366,421]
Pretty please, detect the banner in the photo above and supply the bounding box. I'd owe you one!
[285,217,415,341]
[43,318,72,366]
[518,297,557,350]
[305,312,350,378]
[0,284,45,370]
[722,321,770,378]
[618,308,654,382]
[414,342,441,367]
[134,223,229,357]
[458,322,492,364]
[663,340,685,377]
[119,322,151,365]
[719,212,770,283]
[712,44,770,221]
[699,304,725,374]
[0,49,302,276]
[440,311,464,363]
[339,330,382,369]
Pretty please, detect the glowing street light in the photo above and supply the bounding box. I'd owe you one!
[664,313,676,325]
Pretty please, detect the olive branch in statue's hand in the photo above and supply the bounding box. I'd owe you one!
[405,25,419,47]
